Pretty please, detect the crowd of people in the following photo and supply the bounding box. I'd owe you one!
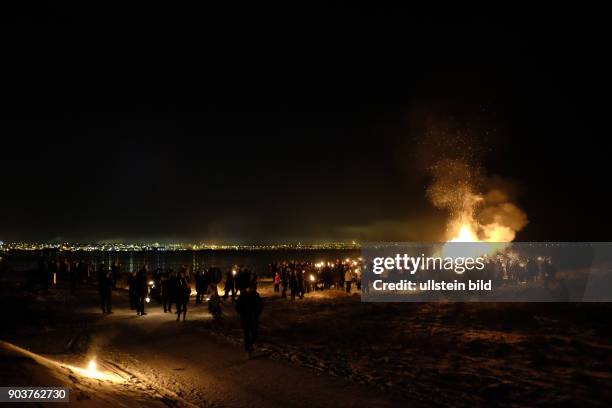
[32,257,365,356]
[33,258,364,310]
[268,259,362,299]
[488,254,558,283]
[21,252,564,356]
[36,258,106,294]
[125,263,264,356]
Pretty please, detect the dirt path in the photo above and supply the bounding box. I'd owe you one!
[87,292,407,408]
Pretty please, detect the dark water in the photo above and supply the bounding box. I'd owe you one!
[3,249,360,277]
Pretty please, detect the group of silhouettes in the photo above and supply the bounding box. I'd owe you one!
[119,264,264,357]
[269,260,362,300]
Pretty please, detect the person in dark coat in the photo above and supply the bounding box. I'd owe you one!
[235,286,263,358]
[201,268,210,300]
[322,264,333,290]
[97,263,113,314]
[236,267,251,296]
[175,268,191,321]
[223,268,236,300]
[289,270,298,300]
[334,261,344,290]
[135,265,149,316]
[111,263,121,289]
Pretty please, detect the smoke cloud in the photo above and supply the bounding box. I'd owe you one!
[418,118,528,242]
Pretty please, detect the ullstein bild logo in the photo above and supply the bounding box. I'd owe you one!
[360,242,612,302]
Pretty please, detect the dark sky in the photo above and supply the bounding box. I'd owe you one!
[1,6,609,243]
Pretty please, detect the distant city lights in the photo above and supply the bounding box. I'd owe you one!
[0,241,361,252]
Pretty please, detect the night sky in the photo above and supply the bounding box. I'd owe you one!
[1,6,608,243]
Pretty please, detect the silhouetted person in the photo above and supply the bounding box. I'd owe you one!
[236,267,251,295]
[176,269,191,321]
[235,286,263,358]
[98,264,113,314]
[111,263,121,289]
[201,268,210,300]
[135,265,149,316]
[334,261,344,289]
[321,265,334,289]
[289,270,298,300]
[223,268,236,300]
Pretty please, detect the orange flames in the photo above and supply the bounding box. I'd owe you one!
[448,223,479,242]
[418,121,528,253]
[440,189,526,260]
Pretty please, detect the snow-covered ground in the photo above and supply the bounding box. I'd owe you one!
[1,275,611,407]
[0,279,407,407]
[0,341,171,407]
